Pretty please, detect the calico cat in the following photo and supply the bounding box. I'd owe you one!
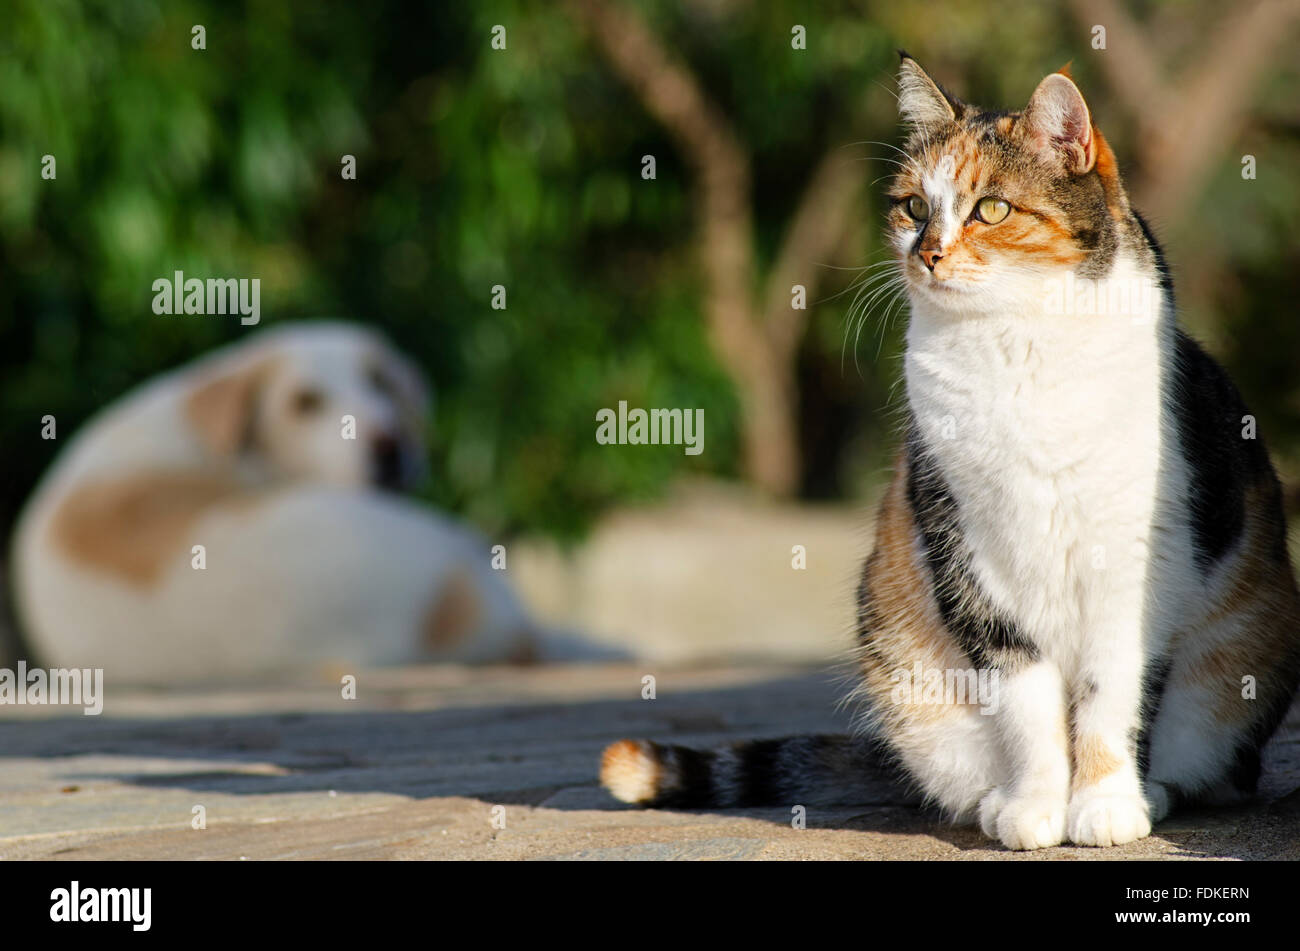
[598,55,1300,849]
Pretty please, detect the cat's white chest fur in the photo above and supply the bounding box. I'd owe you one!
[904,259,1183,661]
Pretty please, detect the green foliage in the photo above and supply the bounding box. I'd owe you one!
[2,0,1297,545]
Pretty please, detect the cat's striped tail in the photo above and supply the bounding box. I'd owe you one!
[599,734,913,809]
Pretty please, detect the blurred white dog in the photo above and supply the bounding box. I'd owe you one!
[11,322,538,682]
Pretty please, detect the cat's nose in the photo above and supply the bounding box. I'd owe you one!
[920,249,944,271]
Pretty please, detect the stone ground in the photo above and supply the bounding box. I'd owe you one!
[2,662,1298,861]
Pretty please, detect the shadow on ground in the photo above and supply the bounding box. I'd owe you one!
[1,664,1297,860]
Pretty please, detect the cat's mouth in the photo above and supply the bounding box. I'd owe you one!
[913,274,973,297]
[902,259,967,291]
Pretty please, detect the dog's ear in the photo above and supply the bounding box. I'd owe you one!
[185,358,272,457]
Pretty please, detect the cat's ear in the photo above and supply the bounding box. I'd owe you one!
[1021,71,1097,175]
[897,52,963,130]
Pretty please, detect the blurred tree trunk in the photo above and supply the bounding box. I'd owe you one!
[1067,0,1300,226]
[568,0,863,497]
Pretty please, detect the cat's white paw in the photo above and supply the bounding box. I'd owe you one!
[979,787,1066,851]
[1068,791,1151,847]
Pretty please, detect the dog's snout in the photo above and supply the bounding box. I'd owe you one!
[371,433,404,488]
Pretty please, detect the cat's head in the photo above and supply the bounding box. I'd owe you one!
[888,54,1131,310]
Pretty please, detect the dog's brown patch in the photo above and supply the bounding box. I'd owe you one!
[185,357,275,456]
[505,630,540,665]
[51,470,248,586]
[422,567,482,651]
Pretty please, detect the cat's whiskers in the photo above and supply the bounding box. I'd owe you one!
[839,137,908,157]
[813,257,901,308]
[842,264,907,375]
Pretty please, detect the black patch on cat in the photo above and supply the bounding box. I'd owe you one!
[1169,331,1280,570]
[904,424,1038,668]
[1138,206,1282,569]
[1134,209,1300,801]
[1227,744,1262,794]
[1057,172,1117,279]
[735,738,785,807]
[1131,210,1174,308]
[1227,663,1300,794]
[968,109,1015,138]
[1135,659,1172,778]
[651,743,717,809]
[1070,223,1116,277]
[646,734,910,809]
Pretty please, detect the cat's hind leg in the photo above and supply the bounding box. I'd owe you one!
[1145,540,1300,816]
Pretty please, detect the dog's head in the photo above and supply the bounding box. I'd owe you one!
[184,322,430,490]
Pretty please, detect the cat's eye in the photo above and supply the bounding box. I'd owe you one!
[975,197,1011,224]
[906,195,930,220]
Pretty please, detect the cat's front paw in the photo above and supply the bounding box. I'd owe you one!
[979,787,1066,851]
[1068,790,1151,847]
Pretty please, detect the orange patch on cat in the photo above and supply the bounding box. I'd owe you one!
[1072,734,1123,788]
[854,455,982,727]
[977,213,1083,268]
[951,144,971,184]
[600,739,661,804]
[1091,127,1126,219]
[1175,485,1300,726]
